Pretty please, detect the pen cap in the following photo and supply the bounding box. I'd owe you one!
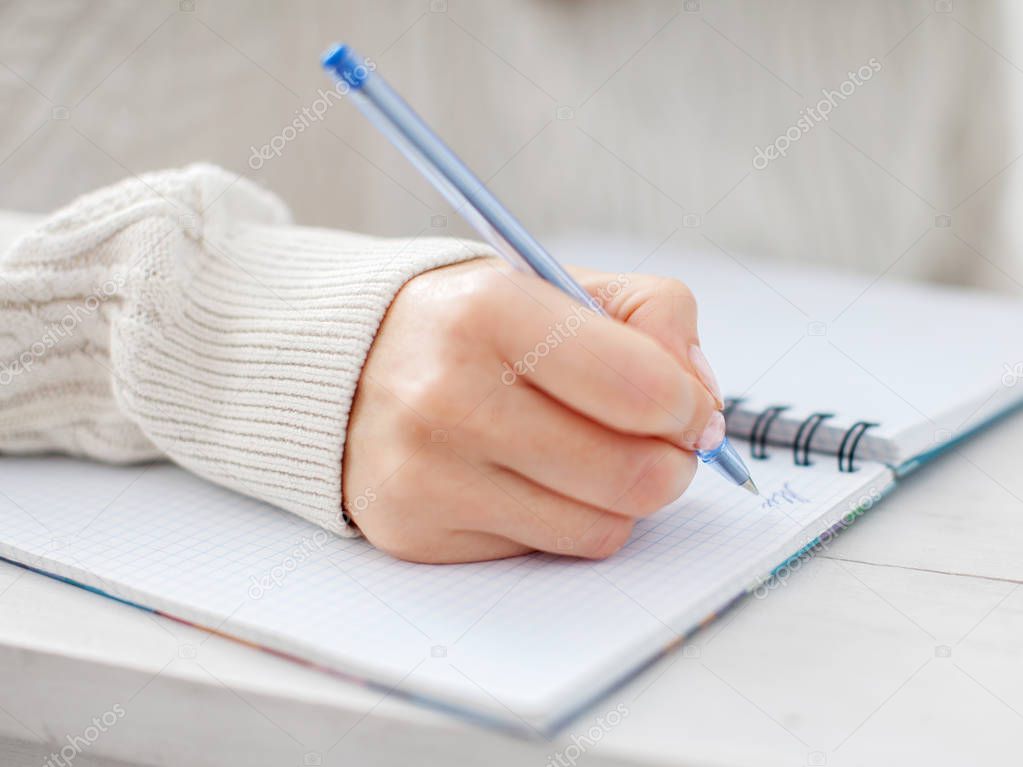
[322,44,369,88]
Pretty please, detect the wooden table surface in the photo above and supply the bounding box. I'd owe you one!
[1,408,1021,767]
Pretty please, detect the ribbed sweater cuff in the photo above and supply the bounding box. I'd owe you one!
[106,169,490,535]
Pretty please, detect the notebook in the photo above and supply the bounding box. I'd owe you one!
[577,238,1023,476]
[1,244,1021,736]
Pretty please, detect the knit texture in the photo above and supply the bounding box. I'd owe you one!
[0,165,487,535]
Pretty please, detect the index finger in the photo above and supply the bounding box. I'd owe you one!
[572,268,724,409]
[486,268,718,443]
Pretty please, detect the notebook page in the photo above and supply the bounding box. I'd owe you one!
[0,454,892,730]
[561,237,1023,465]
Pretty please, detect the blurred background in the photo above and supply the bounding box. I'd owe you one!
[1,0,1022,293]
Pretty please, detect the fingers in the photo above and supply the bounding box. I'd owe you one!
[466,382,698,517]
[487,269,719,443]
[370,526,531,564]
[411,530,532,564]
[574,268,724,409]
[472,466,637,559]
[355,440,638,562]
[574,268,699,357]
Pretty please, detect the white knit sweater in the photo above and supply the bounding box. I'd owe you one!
[0,165,486,535]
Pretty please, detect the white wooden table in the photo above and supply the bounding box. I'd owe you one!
[1,409,1021,767]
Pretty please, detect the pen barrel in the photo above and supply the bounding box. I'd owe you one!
[341,53,605,315]
[323,44,756,493]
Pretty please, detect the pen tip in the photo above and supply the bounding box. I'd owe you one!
[741,479,760,496]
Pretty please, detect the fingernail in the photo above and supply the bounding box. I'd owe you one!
[689,344,723,408]
[696,410,726,451]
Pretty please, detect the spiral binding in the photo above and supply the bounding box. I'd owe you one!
[793,412,833,467]
[723,397,745,417]
[738,402,879,473]
[749,405,789,460]
[837,421,879,473]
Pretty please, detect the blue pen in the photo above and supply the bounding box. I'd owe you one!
[322,44,758,496]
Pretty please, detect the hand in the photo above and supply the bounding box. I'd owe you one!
[342,259,724,563]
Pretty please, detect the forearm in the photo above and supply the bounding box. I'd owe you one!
[0,164,486,534]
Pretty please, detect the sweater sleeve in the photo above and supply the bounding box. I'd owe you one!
[0,164,488,535]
